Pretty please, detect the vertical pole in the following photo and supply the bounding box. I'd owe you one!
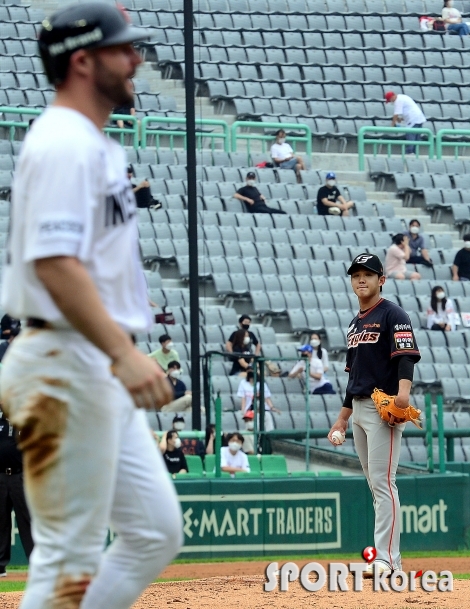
[214,392,222,478]
[184,0,201,431]
[436,394,446,473]
[425,393,434,473]
[305,357,310,472]
[259,358,266,454]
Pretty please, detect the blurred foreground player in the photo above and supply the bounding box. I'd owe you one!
[0,4,182,608]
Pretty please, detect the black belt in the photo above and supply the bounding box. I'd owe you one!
[0,467,22,475]
[27,318,136,344]
[27,317,53,329]
[353,395,371,400]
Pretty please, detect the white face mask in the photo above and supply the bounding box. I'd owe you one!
[243,337,251,345]
[310,339,321,348]
[245,421,254,431]
[165,341,174,349]
[436,291,445,300]
[173,422,185,431]
[169,369,181,378]
[277,137,285,144]
[326,180,336,187]
[410,226,420,234]
[229,442,241,452]
[247,180,256,187]
[173,437,181,449]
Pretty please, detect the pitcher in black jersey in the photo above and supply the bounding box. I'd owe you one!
[328,253,420,578]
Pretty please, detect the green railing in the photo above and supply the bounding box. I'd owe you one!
[435,129,470,159]
[104,114,140,149]
[0,106,41,139]
[230,121,312,160]
[358,126,435,170]
[141,116,229,151]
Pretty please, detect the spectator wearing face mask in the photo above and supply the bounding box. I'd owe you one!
[161,361,192,412]
[405,219,433,268]
[270,129,305,180]
[221,433,250,476]
[309,333,329,373]
[149,334,180,371]
[289,345,336,395]
[316,172,354,217]
[161,430,188,475]
[228,329,255,376]
[241,411,256,455]
[237,370,280,432]
[385,233,421,280]
[452,234,470,281]
[233,172,287,214]
[226,315,261,356]
[427,286,456,332]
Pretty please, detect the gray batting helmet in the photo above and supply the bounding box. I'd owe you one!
[38,2,151,85]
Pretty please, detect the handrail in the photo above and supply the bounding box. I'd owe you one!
[435,128,470,159]
[141,115,229,151]
[357,126,434,170]
[104,114,140,149]
[230,121,312,160]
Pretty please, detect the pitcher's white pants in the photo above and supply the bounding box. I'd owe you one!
[0,328,183,609]
[352,398,404,570]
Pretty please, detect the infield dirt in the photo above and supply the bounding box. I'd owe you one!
[1,557,469,609]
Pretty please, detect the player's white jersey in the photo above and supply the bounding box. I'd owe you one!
[2,107,152,334]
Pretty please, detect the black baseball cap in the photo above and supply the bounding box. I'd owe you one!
[347,253,384,276]
[246,172,256,179]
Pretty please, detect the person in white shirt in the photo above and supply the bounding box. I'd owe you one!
[237,370,280,432]
[384,91,427,154]
[441,0,470,36]
[0,4,182,609]
[427,286,456,332]
[289,345,336,395]
[310,333,330,372]
[221,433,250,476]
[270,129,305,178]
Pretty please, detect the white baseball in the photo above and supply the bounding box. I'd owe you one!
[331,430,345,445]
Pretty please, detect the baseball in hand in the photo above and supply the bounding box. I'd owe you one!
[331,430,346,445]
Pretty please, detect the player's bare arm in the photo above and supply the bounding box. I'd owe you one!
[35,256,172,410]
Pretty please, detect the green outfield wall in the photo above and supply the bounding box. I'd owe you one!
[9,473,470,564]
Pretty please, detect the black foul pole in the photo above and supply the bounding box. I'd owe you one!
[184,0,201,430]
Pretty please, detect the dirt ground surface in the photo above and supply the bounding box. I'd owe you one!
[1,558,469,609]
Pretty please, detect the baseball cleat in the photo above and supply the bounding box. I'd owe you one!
[363,560,392,579]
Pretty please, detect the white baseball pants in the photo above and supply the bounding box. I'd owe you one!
[352,397,404,570]
[0,328,183,609]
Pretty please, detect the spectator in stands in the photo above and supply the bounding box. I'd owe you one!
[237,370,280,431]
[316,172,354,216]
[127,165,162,210]
[226,314,261,356]
[165,414,206,458]
[270,129,305,179]
[427,286,456,332]
[385,234,421,281]
[0,315,21,362]
[233,172,287,214]
[221,433,250,476]
[241,411,256,455]
[384,91,427,155]
[205,424,227,456]
[161,361,192,412]
[441,0,470,36]
[229,329,254,376]
[310,333,329,373]
[289,345,336,395]
[452,234,470,281]
[161,430,188,476]
[149,334,180,371]
[405,219,433,268]
[113,99,136,129]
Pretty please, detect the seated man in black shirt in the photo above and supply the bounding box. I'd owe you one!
[226,314,261,356]
[234,172,287,214]
[127,165,162,210]
[161,431,188,476]
[316,172,354,216]
[452,233,470,281]
[161,361,192,412]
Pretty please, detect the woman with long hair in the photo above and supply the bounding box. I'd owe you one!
[427,285,456,331]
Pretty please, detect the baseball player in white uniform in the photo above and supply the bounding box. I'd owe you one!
[0,4,182,608]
